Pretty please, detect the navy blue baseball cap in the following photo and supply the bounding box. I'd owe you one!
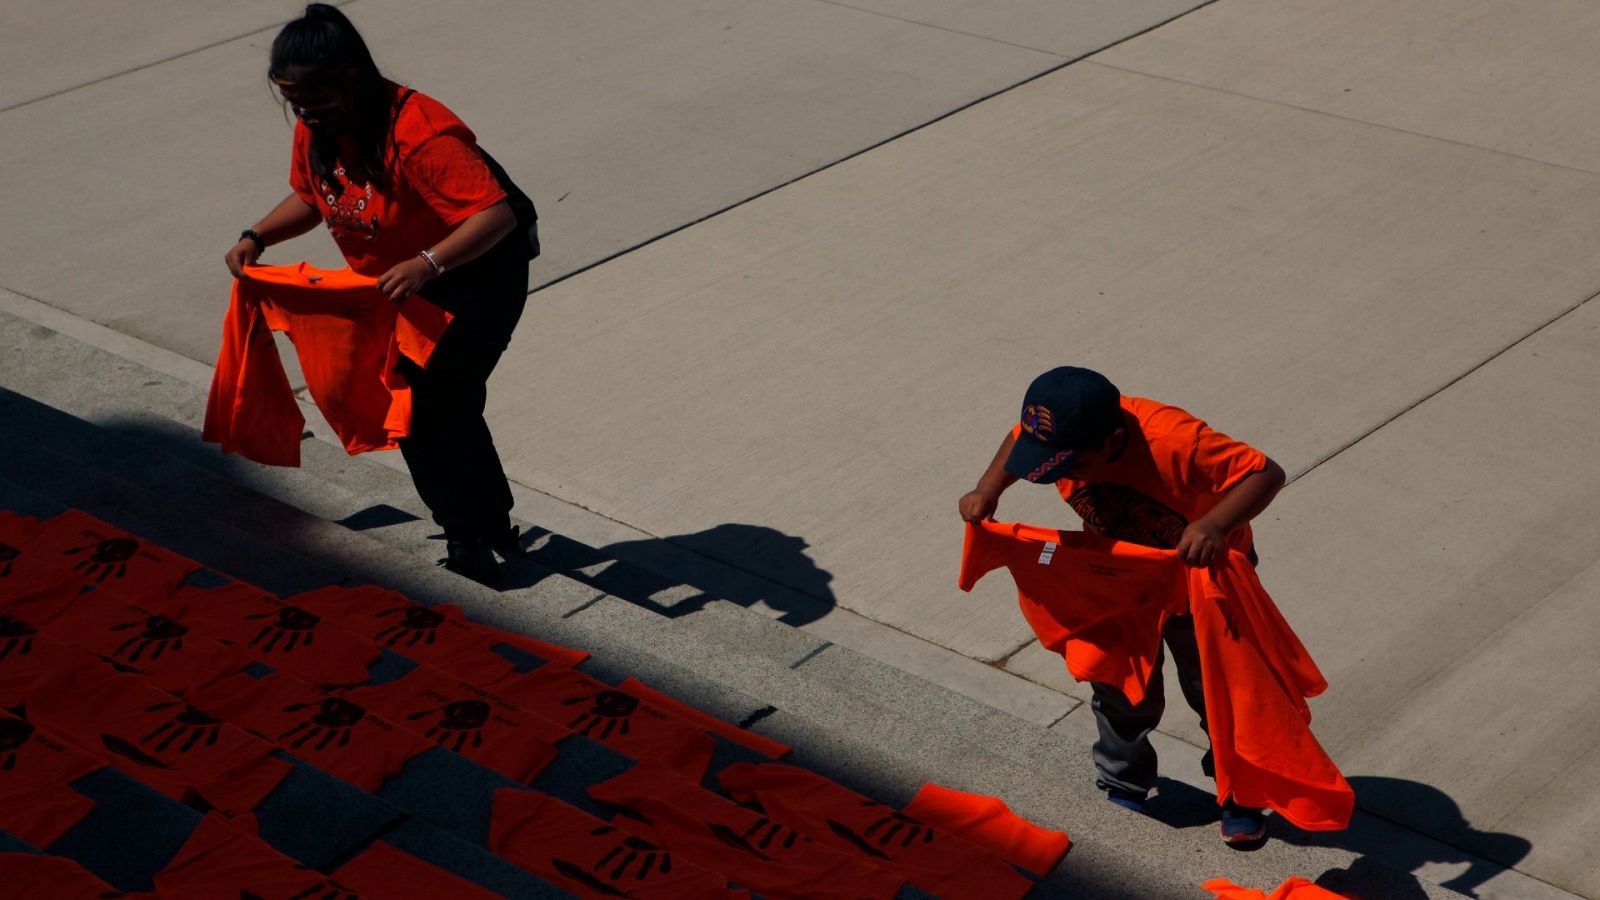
[1004,367,1122,484]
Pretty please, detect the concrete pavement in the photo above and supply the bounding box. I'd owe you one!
[3,0,1599,896]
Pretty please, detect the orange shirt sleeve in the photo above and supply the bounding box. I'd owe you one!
[401,134,507,226]
[1142,404,1267,496]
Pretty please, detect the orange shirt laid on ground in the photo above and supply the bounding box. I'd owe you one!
[490,789,744,899]
[344,663,566,783]
[0,853,126,898]
[0,710,103,848]
[203,263,452,467]
[717,762,1036,900]
[0,509,198,606]
[195,671,431,793]
[1203,876,1352,899]
[901,783,1071,878]
[159,582,381,690]
[960,518,1353,831]
[587,760,905,900]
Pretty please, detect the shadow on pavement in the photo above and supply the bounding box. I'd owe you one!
[1148,776,1531,898]
[502,522,837,627]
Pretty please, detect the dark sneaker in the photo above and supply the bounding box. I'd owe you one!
[1105,787,1148,813]
[443,538,502,587]
[1219,801,1267,845]
[490,525,525,560]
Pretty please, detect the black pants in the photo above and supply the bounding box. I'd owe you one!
[394,234,528,542]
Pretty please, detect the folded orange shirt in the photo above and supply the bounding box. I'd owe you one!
[331,841,506,900]
[0,710,103,849]
[902,783,1070,879]
[0,853,125,898]
[153,812,362,899]
[0,510,45,587]
[960,519,1353,831]
[289,585,516,684]
[0,509,198,606]
[204,263,452,467]
[1203,876,1353,899]
[0,618,109,709]
[20,589,249,700]
[26,661,290,815]
[160,583,380,689]
[196,671,430,793]
[718,762,1034,900]
[487,665,715,781]
[490,789,744,899]
[618,676,790,760]
[588,760,905,900]
[344,662,566,783]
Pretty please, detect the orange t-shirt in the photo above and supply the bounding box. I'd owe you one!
[717,762,1036,900]
[204,264,452,467]
[1011,396,1268,550]
[958,519,1187,705]
[289,83,508,276]
[0,710,103,849]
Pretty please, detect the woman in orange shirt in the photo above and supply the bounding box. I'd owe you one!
[224,4,530,584]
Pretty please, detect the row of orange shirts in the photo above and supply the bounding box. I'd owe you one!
[6,509,1075,890]
[4,508,1075,897]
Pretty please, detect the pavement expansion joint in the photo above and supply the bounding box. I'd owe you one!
[1085,58,1600,180]
[1286,286,1600,487]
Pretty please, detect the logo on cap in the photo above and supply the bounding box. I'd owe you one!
[1021,405,1056,441]
[1027,450,1074,483]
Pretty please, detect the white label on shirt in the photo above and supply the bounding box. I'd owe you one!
[1037,541,1057,565]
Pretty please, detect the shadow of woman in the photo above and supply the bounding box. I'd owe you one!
[504,522,837,628]
[600,523,837,627]
[1276,776,1533,899]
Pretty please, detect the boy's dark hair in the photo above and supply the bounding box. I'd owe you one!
[269,3,393,196]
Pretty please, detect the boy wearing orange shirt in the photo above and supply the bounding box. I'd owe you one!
[959,367,1287,844]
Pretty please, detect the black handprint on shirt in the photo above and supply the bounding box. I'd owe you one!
[246,606,321,653]
[562,690,638,740]
[108,614,188,663]
[825,802,935,860]
[65,538,140,582]
[708,816,806,861]
[141,702,223,754]
[373,606,445,649]
[0,615,36,661]
[0,542,19,577]
[0,716,34,771]
[280,697,366,751]
[406,699,488,752]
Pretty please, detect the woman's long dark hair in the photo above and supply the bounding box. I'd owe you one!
[269,4,393,196]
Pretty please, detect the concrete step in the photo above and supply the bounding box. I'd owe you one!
[0,307,1483,898]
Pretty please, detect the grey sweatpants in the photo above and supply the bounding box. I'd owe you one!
[1089,613,1212,795]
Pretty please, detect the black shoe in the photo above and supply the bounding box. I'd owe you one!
[489,525,525,560]
[443,537,502,587]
